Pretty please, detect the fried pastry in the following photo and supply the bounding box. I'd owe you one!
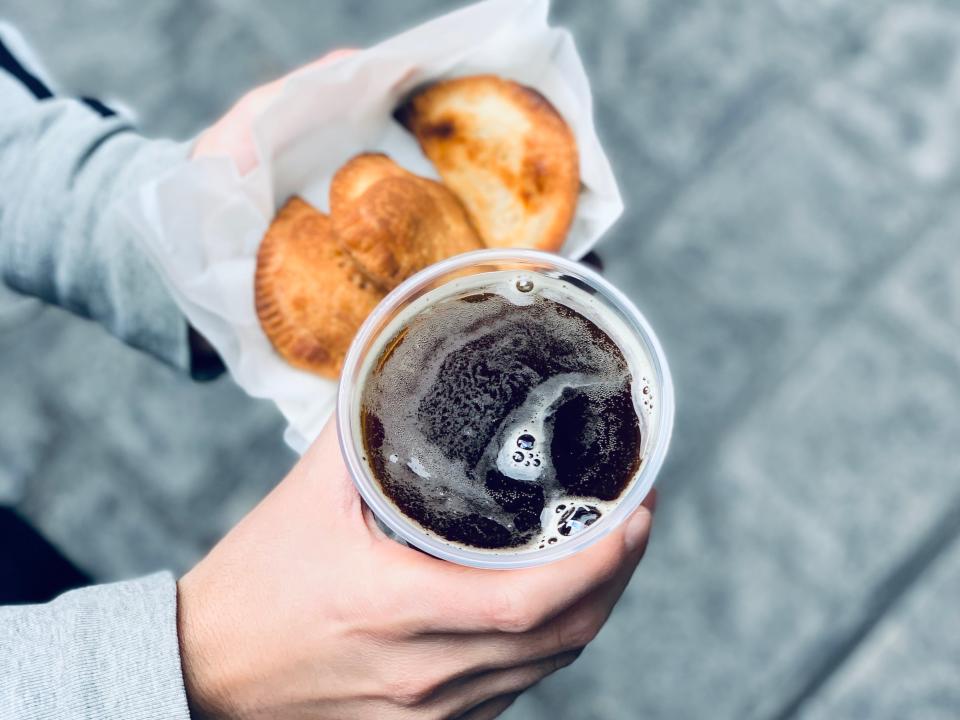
[329,153,483,290]
[255,196,383,378]
[396,75,579,252]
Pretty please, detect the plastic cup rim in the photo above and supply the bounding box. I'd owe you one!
[337,248,674,570]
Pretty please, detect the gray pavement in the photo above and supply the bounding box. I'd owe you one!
[2,1,959,718]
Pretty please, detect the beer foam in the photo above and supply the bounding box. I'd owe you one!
[358,271,655,553]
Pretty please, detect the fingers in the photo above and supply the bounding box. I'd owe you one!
[298,419,362,502]
[418,546,649,718]
[414,543,646,676]
[194,47,359,173]
[455,693,520,720]
[424,502,654,634]
[301,48,358,73]
[259,48,359,101]
[432,652,577,719]
[275,418,388,545]
[261,48,358,106]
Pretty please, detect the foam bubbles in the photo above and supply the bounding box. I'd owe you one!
[515,275,535,293]
[407,456,431,479]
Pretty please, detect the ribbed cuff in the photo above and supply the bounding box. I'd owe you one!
[1,572,191,720]
[101,133,197,373]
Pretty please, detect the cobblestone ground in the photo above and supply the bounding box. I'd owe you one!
[2,1,959,718]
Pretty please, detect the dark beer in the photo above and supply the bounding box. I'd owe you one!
[360,275,647,551]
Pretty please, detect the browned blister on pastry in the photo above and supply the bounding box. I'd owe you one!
[396,75,580,251]
[330,153,483,291]
[328,152,409,211]
[255,196,383,378]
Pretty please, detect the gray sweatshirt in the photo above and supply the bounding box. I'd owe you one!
[1,29,196,719]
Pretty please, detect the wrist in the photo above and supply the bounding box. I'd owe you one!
[177,571,236,720]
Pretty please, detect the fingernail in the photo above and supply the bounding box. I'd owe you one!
[625,507,652,554]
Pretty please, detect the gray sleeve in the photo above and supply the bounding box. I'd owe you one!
[0,572,192,720]
[0,66,193,372]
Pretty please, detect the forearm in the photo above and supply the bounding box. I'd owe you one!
[0,77,192,371]
[0,572,191,720]
[0,36,221,376]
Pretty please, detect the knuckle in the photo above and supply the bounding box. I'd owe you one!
[555,648,582,670]
[557,611,602,650]
[486,589,540,633]
[384,673,436,708]
[595,546,628,584]
[535,651,580,683]
[514,651,578,691]
[502,664,544,694]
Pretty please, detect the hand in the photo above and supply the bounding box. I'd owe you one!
[186,50,355,369]
[192,49,356,175]
[177,419,655,720]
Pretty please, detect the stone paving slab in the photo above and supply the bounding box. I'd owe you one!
[771,0,893,59]
[224,0,463,67]
[796,533,960,720]
[2,304,295,579]
[593,2,808,176]
[1,0,289,137]
[882,210,960,351]
[727,287,960,719]
[603,97,935,477]
[814,2,960,188]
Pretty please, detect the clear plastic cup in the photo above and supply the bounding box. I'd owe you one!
[337,249,674,569]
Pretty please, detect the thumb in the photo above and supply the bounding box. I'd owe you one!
[293,418,367,527]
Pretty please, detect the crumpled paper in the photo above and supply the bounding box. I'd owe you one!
[125,0,623,454]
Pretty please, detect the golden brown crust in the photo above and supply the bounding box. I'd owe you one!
[328,152,408,213]
[255,197,383,378]
[330,153,483,290]
[396,75,579,251]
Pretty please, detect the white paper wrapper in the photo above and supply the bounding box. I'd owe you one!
[126,0,623,454]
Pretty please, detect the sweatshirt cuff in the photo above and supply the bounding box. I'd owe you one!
[102,134,196,373]
[2,572,192,720]
[102,134,226,380]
